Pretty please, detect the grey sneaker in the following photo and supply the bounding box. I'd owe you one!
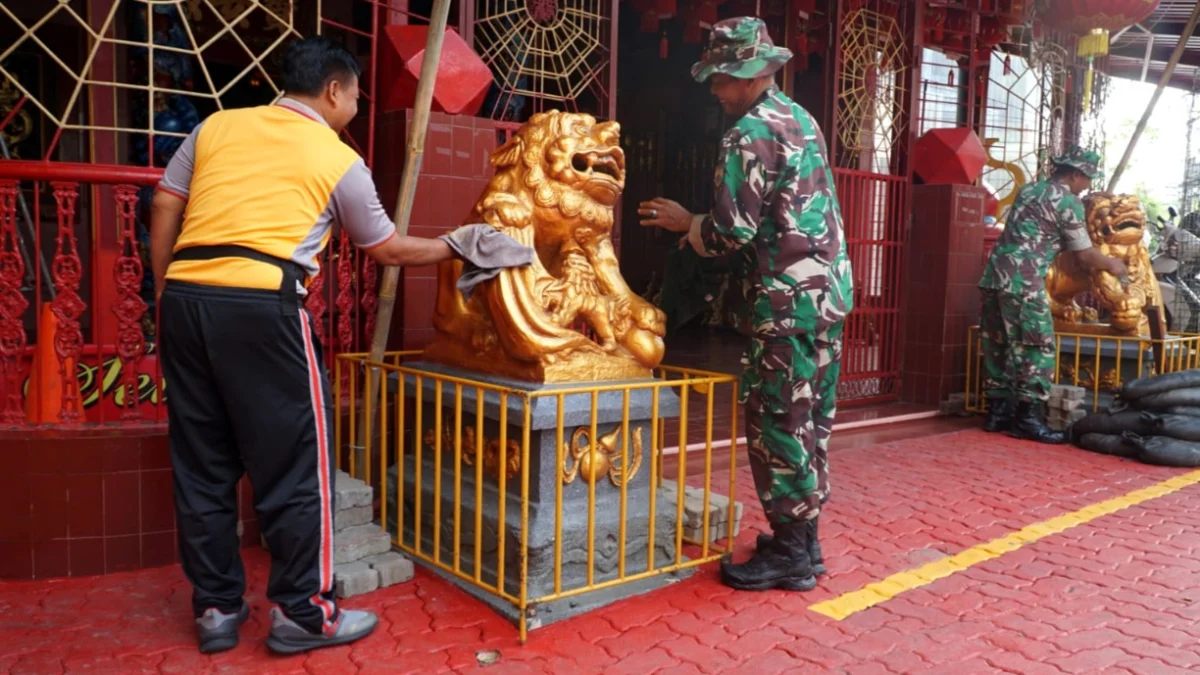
[196,604,250,654]
[264,607,378,655]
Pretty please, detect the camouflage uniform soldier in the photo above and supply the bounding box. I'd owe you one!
[639,17,853,592]
[979,146,1126,443]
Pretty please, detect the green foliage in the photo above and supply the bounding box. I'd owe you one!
[1135,183,1165,257]
[1135,183,1163,223]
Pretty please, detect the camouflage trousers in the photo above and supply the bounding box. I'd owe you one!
[741,323,843,526]
[979,288,1056,402]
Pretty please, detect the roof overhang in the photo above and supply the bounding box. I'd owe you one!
[1106,0,1200,90]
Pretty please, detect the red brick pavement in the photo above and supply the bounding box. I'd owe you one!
[3,428,1200,674]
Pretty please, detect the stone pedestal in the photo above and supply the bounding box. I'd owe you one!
[385,362,689,629]
[1055,336,1158,410]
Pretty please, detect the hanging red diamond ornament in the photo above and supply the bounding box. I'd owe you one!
[1037,0,1160,112]
[913,127,988,185]
[378,26,494,115]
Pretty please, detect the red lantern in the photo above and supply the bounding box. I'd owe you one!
[640,10,659,33]
[1038,0,1160,111]
[979,16,1008,50]
[791,15,828,71]
[680,3,703,44]
[925,6,946,45]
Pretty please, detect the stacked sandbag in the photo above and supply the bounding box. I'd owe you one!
[1117,370,1200,403]
[1067,370,1200,467]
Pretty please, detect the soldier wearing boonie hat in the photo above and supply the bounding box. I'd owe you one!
[639,16,853,593]
[978,144,1126,443]
[687,16,794,82]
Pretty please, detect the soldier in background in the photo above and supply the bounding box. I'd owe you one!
[978,146,1127,443]
[639,17,853,592]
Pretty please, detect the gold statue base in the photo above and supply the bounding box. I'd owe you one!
[1052,320,1149,338]
[421,340,653,384]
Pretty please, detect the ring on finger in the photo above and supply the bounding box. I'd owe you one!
[649,209,658,218]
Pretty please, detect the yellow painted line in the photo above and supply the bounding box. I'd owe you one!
[808,469,1200,621]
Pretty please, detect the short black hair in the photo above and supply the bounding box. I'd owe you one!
[281,36,362,96]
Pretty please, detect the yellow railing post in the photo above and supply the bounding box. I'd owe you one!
[519,398,532,643]
[964,327,1200,414]
[497,392,509,596]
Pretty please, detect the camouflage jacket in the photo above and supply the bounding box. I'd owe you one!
[979,179,1092,295]
[688,86,854,337]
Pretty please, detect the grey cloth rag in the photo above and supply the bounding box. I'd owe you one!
[439,224,537,300]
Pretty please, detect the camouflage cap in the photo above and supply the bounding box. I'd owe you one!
[1051,144,1103,180]
[690,17,793,83]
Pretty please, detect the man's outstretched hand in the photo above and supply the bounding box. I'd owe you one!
[638,198,692,233]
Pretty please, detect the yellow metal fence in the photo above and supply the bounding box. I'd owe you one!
[965,326,1200,413]
[334,351,739,641]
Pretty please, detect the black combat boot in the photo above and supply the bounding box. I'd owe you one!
[982,396,1013,433]
[754,516,826,576]
[1008,400,1065,444]
[722,522,817,591]
[806,517,825,576]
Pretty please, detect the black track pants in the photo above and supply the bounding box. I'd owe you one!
[161,281,339,635]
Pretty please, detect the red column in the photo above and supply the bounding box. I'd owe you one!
[88,0,120,350]
[899,183,986,405]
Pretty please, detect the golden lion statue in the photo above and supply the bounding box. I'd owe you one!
[423,111,667,383]
[1044,191,1162,336]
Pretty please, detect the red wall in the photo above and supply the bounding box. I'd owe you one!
[374,110,500,351]
[0,432,257,580]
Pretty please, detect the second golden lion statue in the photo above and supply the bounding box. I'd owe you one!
[423,111,668,383]
[1044,191,1162,336]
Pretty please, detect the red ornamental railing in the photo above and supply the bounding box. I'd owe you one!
[833,167,908,405]
[0,161,380,431]
[0,181,27,424]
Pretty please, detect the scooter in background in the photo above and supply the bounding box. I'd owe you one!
[1152,208,1200,333]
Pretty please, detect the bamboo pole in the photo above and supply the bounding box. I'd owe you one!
[1107,1,1200,192]
[356,0,454,471]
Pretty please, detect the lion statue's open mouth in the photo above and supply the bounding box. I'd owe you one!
[571,149,625,206]
[1098,207,1146,245]
[571,150,624,182]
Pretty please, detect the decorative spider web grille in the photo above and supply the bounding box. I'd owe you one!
[0,0,397,166]
[0,1,305,158]
[835,8,910,172]
[473,0,611,119]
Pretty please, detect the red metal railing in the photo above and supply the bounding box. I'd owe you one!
[0,1,481,431]
[834,167,908,404]
[0,161,164,428]
[0,161,380,430]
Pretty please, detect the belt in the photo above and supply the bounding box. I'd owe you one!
[172,245,305,317]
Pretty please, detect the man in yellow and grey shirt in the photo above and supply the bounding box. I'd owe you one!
[150,36,527,655]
